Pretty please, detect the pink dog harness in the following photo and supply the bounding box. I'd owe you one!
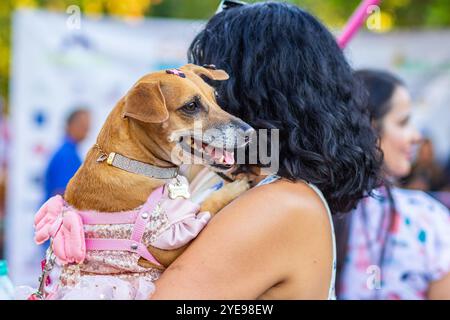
[82,186,165,266]
[35,187,164,267]
[31,177,212,299]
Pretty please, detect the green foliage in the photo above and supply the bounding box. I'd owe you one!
[149,0,450,28]
[1,0,450,104]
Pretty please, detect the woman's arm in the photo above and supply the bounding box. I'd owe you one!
[150,180,332,300]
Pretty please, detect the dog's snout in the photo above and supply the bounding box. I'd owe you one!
[244,128,256,145]
[231,119,252,133]
[242,127,255,143]
[243,126,255,139]
[231,120,255,146]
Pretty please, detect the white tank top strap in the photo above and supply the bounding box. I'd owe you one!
[255,174,282,187]
[256,175,337,300]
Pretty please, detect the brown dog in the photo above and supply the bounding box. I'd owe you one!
[64,64,252,269]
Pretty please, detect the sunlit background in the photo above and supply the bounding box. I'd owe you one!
[0,0,449,287]
[1,0,450,102]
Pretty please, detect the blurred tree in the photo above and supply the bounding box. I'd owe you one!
[0,0,160,107]
[1,0,450,104]
[149,0,450,29]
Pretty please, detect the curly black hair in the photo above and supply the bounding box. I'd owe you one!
[354,69,405,133]
[188,1,383,213]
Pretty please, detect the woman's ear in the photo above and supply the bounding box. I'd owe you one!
[123,81,169,123]
[181,63,229,81]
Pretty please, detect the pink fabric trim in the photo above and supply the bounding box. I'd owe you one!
[131,187,164,243]
[151,196,210,250]
[85,239,161,266]
[52,210,86,265]
[34,195,65,244]
[78,211,138,225]
[33,182,211,268]
[131,214,148,243]
[33,188,164,266]
[152,211,211,250]
[84,187,164,266]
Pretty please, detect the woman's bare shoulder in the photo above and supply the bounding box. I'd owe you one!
[232,179,333,299]
[151,178,332,299]
[211,178,333,269]
[228,178,329,224]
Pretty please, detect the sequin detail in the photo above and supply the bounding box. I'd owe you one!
[56,201,169,293]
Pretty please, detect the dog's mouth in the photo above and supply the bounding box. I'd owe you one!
[179,136,236,170]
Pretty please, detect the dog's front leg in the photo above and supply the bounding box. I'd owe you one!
[138,178,250,269]
[200,178,250,216]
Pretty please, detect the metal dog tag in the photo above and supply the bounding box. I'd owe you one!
[168,175,190,200]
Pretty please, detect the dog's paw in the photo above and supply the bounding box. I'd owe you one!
[227,177,250,196]
[200,177,250,216]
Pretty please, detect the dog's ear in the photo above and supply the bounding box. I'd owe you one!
[182,63,229,81]
[123,81,168,123]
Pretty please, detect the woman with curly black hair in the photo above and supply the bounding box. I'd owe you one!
[151,1,382,299]
[336,70,450,300]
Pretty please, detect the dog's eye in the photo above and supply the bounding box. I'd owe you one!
[214,91,219,99]
[181,101,200,115]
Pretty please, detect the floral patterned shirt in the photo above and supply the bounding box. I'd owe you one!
[339,187,450,300]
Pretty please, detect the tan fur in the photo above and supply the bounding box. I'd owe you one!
[64,64,250,269]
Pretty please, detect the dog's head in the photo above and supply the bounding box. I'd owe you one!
[122,64,253,171]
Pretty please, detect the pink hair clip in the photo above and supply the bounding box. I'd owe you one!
[166,69,186,78]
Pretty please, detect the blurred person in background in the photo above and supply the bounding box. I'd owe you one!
[402,137,450,209]
[44,109,90,201]
[335,70,450,300]
[402,137,448,192]
[445,157,450,192]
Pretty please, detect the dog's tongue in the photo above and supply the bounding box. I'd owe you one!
[223,150,235,165]
[207,147,235,165]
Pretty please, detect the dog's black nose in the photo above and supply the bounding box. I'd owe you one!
[243,125,255,135]
[241,126,255,144]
